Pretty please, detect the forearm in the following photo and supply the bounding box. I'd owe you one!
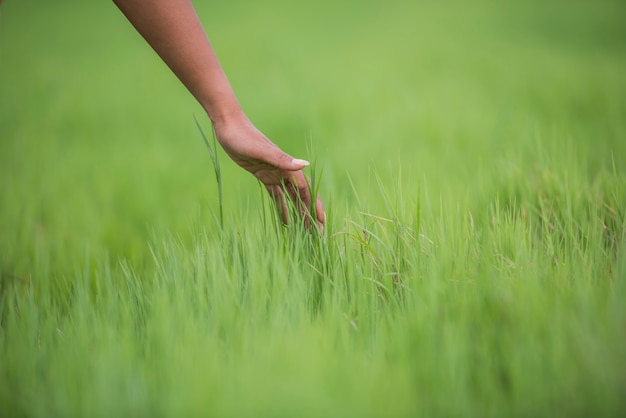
[113,0,246,127]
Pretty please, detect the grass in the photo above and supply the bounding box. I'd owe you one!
[194,116,224,229]
[1,0,625,417]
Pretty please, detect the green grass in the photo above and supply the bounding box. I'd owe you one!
[1,0,625,416]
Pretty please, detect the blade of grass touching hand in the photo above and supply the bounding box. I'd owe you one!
[194,115,223,229]
[305,137,324,232]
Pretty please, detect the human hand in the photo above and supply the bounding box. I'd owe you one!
[113,0,324,229]
[213,118,325,231]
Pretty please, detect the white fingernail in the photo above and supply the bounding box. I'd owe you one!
[292,158,310,166]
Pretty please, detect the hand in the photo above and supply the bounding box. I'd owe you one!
[213,118,325,231]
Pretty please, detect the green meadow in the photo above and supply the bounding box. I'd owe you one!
[1,0,625,416]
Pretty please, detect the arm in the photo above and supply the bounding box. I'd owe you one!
[113,0,324,229]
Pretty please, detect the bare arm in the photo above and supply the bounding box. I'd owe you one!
[113,0,240,127]
[113,0,324,229]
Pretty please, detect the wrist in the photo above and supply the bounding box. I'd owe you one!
[207,107,251,134]
[206,102,247,128]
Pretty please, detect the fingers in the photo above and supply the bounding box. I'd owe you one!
[286,178,312,229]
[265,173,325,233]
[274,153,310,172]
[262,143,310,172]
[266,185,289,224]
[315,195,325,229]
[252,139,322,231]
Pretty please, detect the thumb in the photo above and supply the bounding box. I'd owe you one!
[269,149,310,171]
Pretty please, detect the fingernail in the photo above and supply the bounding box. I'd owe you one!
[292,158,310,167]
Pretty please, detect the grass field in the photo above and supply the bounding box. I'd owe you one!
[1,0,626,416]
